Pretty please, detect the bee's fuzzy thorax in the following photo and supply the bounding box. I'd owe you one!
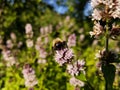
[52,38,67,50]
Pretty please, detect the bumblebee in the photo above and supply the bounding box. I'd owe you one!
[52,38,67,50]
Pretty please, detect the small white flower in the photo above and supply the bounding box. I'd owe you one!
[10,32,16,41]
[39,48,47,58]
[37,59,47,64]
[17,41,23,48]
[91,0,120,19]
[25,23,32,34]
[26,39,33,48]
[89,22,103,37]
[95,50,101,59]
[111,7,120,19]
[92,9,102,20]
[69,77,84,87]
[6,56,16,67]
[6,39,14,49]
[91,0,101,8]
[44,26,49,34]
[67,33,76,47]
[79,34,85,42]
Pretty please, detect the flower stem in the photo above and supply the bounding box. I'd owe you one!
[105,20,109,53]
[105,19,112,90]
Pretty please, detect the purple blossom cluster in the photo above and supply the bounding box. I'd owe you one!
[67,60,85,76]
[25,23,33,38]
[67,33,76,47]
[0,31,24,67]
[91,0,120,20]
[35,37,47,64]
[90,0,120,38]
[40,24,52,35]
[22,64,38,87]
[54,48,74,66]
[89,22,103,38]
[25,23,34,48]
[2,49,17,67]
[54,38,85,88]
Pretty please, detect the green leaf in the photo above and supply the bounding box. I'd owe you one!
[76,72,87,81]
[102,64,116,90]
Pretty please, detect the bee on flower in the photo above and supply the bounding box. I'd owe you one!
[52,38,74,66]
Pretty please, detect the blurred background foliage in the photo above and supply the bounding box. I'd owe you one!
[0,0,120,90]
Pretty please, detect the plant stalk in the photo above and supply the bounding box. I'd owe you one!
[105,19,112,90]
[105,20,109,53]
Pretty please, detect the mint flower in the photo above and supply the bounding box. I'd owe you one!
[22,64,38,87]
[67,60,85,76]
[67,33,76,47]
[25,23,33,38]
[54,48,74,66]
[91,0,120,20]
[2,49,17,67]
[69,77,84,87]
[26,39,34,48]
[89,22,103,37]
